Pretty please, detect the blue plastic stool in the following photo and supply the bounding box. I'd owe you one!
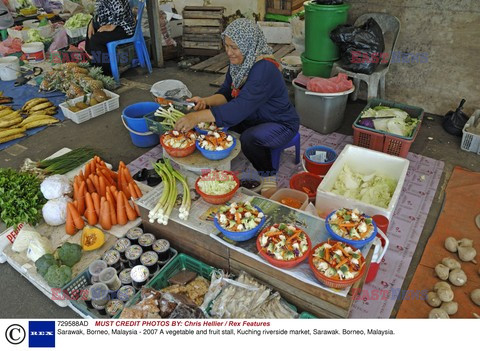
[106,0,152,82]
[271,132,301,170]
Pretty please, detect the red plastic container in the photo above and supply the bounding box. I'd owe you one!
[195,170,240,205]
[289,172,323,202]
[160,134,196,158]
[256,225,312,269]
[303,146,337,176]
[309,241,367,289]
[365,214,390,283]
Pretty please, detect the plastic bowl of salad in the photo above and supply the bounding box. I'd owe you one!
[160,130,197,158]
[195,170,240,204]
[196,131,236,160]
[194,122,227,135]
[325,208,377,249]
[214,202,266,241]
[309,240,366,289]
[256,223,312,269]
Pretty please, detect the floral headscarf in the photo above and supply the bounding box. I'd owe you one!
[222,18,275,90]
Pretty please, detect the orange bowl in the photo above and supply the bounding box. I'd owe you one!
[256,224,311,269]
[160,133,196,158]
[195,170,240,204]
[308,241,367,289]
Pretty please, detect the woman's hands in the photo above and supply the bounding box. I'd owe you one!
[174,114,198,133]
[98,24,117,32]
[187,96,208,111]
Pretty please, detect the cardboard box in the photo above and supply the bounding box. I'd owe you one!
[258,21,291,44]
[167,19,184,38]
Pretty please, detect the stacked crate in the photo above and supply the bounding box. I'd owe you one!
[182,6,225,56]
[266,0,305,16]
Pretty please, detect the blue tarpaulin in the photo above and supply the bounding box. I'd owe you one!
[0,81,66,151]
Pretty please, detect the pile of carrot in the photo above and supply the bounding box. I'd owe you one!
[65,156,143,235]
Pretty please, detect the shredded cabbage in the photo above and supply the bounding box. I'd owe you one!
[332,165,397,209]
[65,13,92,29]
[360,106,419,137]
[198,171,237,195]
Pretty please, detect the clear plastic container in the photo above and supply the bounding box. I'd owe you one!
[88,260,107,284]
[99,267,122,291]
[269,188,309,211]
[89,283,109,306]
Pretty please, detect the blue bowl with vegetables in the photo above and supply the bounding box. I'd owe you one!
[213,203,266,242]
[196,134,236,160]
[325,208,377,249]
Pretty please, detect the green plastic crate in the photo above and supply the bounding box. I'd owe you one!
[299,311,317,319]
[116,253,218,318]
[353,98,425,141]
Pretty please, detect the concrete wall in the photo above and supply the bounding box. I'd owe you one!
[168,0,265,20]
[347,0,480,115]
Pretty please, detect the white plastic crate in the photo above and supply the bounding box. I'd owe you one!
[8,24,53,41]
[461,110,480,154]
[66,26,88,39]
[315,144,410,221]
[59,89,120,124]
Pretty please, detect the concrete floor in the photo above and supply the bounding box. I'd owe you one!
[0,62,478,318]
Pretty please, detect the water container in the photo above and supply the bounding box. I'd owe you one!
[121,102,160,148]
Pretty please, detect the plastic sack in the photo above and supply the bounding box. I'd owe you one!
[330,17,385,74]
[0,37,22,55]
[442,99,469,136]
[150,79,192,99]
[32,0,63,12]
[307,73,353,93]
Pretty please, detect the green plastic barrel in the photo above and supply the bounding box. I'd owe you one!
[301,53,333,77]
[304,1,350,61]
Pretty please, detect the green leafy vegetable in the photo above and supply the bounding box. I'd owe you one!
[37,148,96,175]
[0,168,46,227]
[332,165,397,209]
[27,29,50,44]
[360,106,419,137]
[64,13,92,29]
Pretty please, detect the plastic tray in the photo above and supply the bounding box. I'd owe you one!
[59,89,120,124]
[461,110,480,154]
[67,248,178,319]
[66,26,88,39]
[353,98,424,158]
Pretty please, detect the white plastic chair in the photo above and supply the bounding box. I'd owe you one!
[331,13,400,101]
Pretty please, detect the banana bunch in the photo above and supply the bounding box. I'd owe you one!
[0,99,59,144]
[22,98,57,116]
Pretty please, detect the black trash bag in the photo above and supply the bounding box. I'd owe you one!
[330,18,385,74]
[314,0,344,4]
[442,99,469,136]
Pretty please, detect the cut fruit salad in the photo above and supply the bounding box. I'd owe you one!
[312,240,365,280]
[328,208,375,241]
[258,223,309,261]
[216,201,264,232]
[162,130,196,149]
[197,131,233,151]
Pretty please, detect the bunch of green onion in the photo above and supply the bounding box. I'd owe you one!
[37,148,97,175]
[154,104,185,131]
[149,159,191,225]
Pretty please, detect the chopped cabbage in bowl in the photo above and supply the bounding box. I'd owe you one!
[197,171,238,195]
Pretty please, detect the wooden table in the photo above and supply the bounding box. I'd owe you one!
[140,206,372,318]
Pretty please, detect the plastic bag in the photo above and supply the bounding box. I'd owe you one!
[330,18,385,74]
[150,79,192,99]
[442,99,469,136]
[306,73,353,93]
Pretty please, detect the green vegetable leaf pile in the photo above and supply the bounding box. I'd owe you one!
[64,13,92,29]
[0,168,46,228]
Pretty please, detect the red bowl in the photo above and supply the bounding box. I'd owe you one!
[289,171,322,201]
[308,241,367,289]
[195,170,240,205]
[256,224,312,269]
[160,134,196,158]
